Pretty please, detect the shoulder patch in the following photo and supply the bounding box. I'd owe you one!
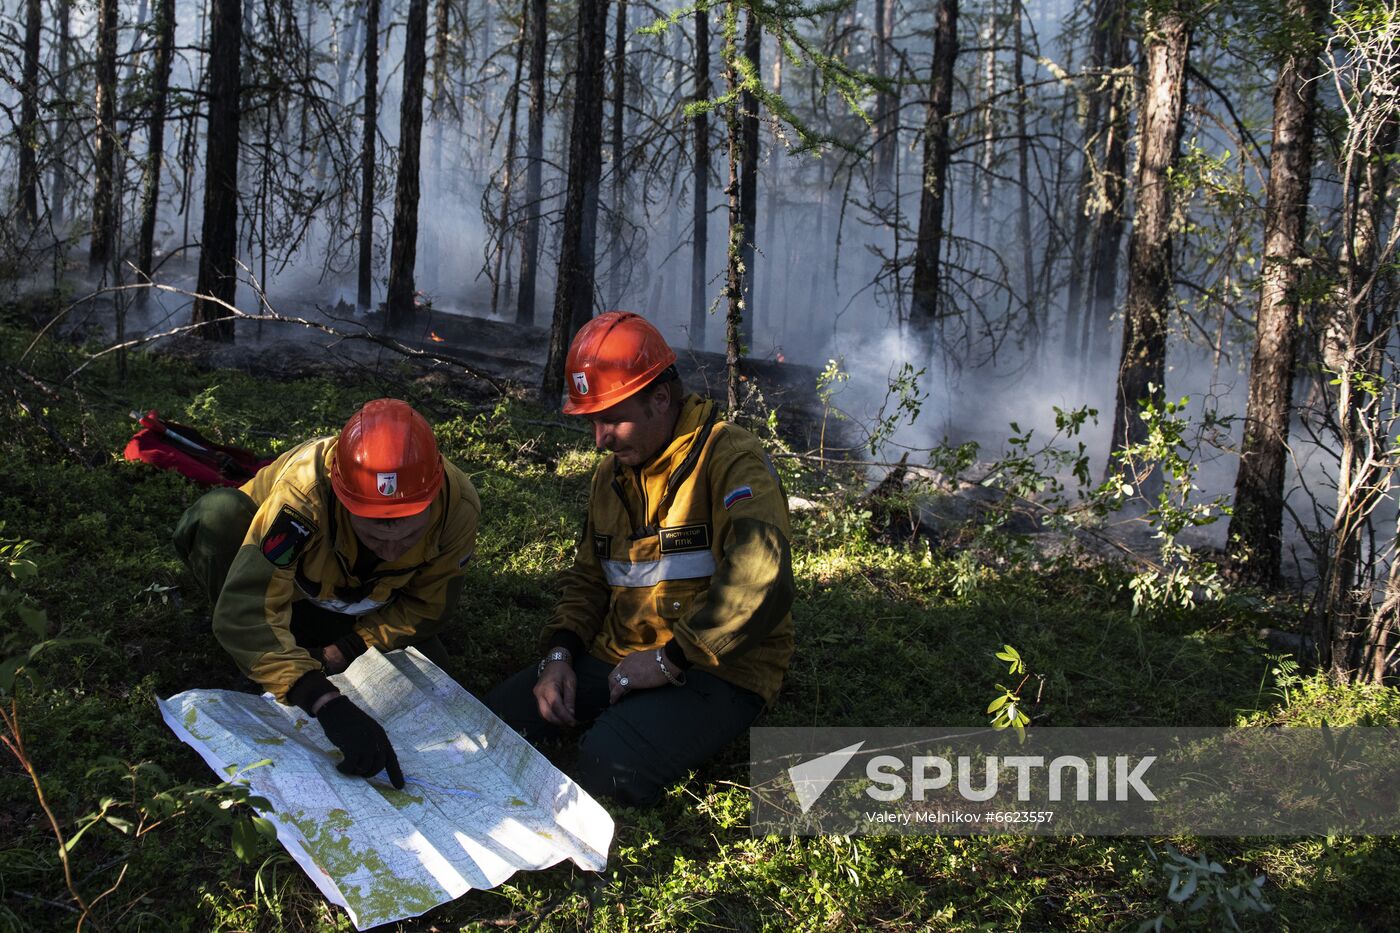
[592,532,612,559]
[723,485,754,509]
[261,504,316,568]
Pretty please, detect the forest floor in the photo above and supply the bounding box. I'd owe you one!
[2,294,1399,932]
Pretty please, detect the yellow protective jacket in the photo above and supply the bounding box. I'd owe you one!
[543,395,794,704]
[213,437,480,702]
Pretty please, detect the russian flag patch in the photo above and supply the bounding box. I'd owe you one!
[723,485,754,509]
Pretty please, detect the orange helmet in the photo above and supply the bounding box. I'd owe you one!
[563,311,677,415]
[330,399,444,518]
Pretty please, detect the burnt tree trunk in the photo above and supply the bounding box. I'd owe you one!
[689,5,712,348]
[431,0,453,124]
[192,0,242,341]
[357,0,380,311]
[542,0,610,403]
[607,0,628,306]
[736,10,760,351]
[386,0,431,329]
[1226,0,1323,584]
[1061,0,1115,362]
[17,0,41,230]
[50,0,72,231]
[89,0,120,272]
[872,0,896,196]
[909,0,958,343]
[137,0,177,302]
[1109,8,1189,476]
[491,0,529,315]
[1086,1,1129,365]
[516,0,548,325]
[724,4,743,411]
[1011,0,1035,339]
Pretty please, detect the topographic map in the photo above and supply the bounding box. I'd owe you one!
[158,648,614,929]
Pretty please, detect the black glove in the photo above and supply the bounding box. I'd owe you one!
[332,632,368,665]
[316,696,404,789]
[309,633,368,674]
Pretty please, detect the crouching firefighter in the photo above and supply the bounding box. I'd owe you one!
[486,312,794,805]
[174,399,480,788]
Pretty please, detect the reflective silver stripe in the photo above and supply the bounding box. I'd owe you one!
[601,551,716,587]
[295,582,391,616]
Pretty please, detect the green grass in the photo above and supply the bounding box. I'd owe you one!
[1,313,1398,932]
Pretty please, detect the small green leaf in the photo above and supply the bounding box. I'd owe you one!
[16,604,47,638]
[0,654,25,693]
[231,818,256,861]
[7,559,38,581]
[987,695,1010,714]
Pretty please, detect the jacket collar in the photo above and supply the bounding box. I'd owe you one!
[637,393,714,481]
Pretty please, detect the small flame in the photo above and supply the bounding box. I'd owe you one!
[429,332,445,343]
[776,352,786,364]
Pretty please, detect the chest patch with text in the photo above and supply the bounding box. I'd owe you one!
[659,523,712,553]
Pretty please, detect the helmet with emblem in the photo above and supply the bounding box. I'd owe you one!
[330,399,444,518]
[562,311,678,415]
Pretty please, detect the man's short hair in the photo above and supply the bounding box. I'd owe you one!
[640,364,684,410]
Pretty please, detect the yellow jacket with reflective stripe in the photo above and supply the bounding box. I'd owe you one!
[213,437,480,702]
[543,395,795,704]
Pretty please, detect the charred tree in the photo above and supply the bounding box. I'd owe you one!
[607,0,628,306]
[385,0,431,329]
[357,0,380,311]
[89,0,120,272]
[491,0,529,315]
[542,0,610,403]
[137,0,177,302]
[872,0,896,196]
[1011,0,1035,337]
[516,0,548,326]
[17,0,41,230]
[1086,2,1130,365]
[1108,8,1190,474]
[1226,0,1323,584]
[193,0,242,340]
[430,0,454,128]
[737,10,760,350]
[909,0,958,344]
[724,5,744,411]
[689,5,712,347]
[1063,0,1120,361]
[50,0,72,231]
[426,0,454,290]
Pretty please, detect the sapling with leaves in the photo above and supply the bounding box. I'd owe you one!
[1097,388,1233,616]
[987,644,1038,741]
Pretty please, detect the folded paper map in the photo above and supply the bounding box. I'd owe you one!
[158,648,614,929]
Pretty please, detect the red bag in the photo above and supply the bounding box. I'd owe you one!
[123,411,274,487]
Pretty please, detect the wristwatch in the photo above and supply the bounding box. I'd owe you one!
[537,647,572,677]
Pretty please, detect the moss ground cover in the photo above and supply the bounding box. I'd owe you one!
[1,316,1397,931]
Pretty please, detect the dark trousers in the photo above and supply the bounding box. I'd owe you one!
[485,654,765,806]
[172,486,449,664]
